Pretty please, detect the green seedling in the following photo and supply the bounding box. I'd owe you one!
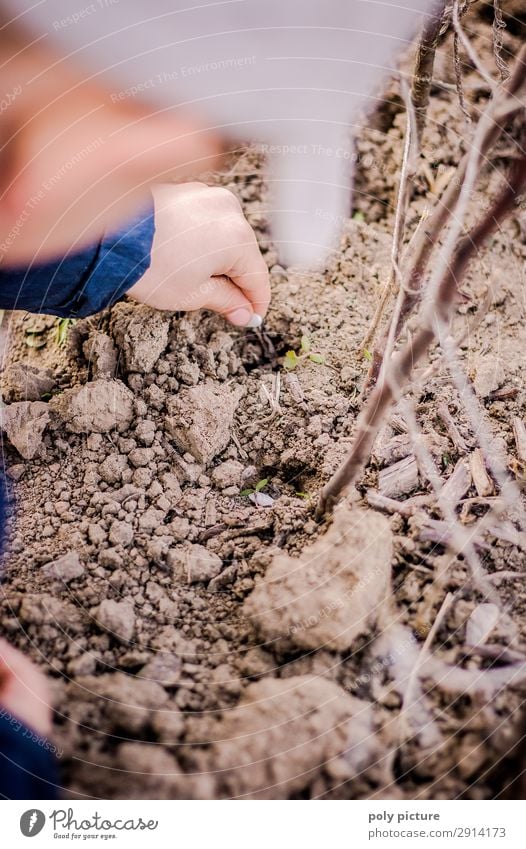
[283,334,325,370]
[240,478,269,497]
[54,317,76,347]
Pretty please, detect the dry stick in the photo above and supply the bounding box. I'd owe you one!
[316,156,526,518]
[412,1,449,146]
[359,83,416,354]
[492,0,509,82]
[453,0,497,94]
[364,44,526,390]
[397,592,454,742]
[359,6,446,354]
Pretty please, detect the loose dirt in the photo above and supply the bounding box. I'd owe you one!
[1,2,526,800]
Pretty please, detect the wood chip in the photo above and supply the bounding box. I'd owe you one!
[378,454,419,499]
[465,603,500,647]
[469,448,494,497]
[512,417,526,463]
[366,490,432,517]
[439,458,472,510]
[437,403,468,453]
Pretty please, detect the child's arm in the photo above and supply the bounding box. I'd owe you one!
[0,183,270,327]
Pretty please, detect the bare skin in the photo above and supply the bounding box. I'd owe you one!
[0,639,52,738]
[127,183,270,325]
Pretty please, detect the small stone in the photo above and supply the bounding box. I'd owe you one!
[6,464,26,481]
[88,523,106,545]
[99,547,124,569]
[99,453,128,485]
[167,544,223,583]
[128,447,154,468]
[42,551,84,582]
[67,652,97,676]
[97,599,136,642]
[150,706,185,742]
[138,507,165,530]
[1,401,50,459]
[135,420,156,446]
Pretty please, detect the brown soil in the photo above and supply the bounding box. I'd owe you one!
[1,2,526,800]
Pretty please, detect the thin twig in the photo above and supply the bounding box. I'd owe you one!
[412,1,448,145]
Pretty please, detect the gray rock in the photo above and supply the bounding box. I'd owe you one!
[109,520,134,546]
[211,460,244,489]
[82,331,118,378]
[138,653,182,686]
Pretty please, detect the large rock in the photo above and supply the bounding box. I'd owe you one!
[0,400,50,459]
[165,381,242,465]
[210,675,375,799]
[110,302,170,373]
[244,507,392,651]
[49,379,134,433]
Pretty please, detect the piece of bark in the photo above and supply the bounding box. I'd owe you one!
[437,403,468,454]
[378,454,419,499]
[366,490,432,517]
[469,448,494,497]
[439,458,472,510]
[512,417,526,462]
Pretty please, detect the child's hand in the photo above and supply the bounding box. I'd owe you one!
[0,639,52,738]
[127,183,271,327]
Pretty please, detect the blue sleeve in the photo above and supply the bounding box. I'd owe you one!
[0,712,59,799]
[0,199,155,318]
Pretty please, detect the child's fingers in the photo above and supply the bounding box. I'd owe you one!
[226,240,271,319]
[202,275,259,327]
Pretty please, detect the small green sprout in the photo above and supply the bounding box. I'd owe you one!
[362,348,373,362]
[283,334,325,370]
[240,478,269,497]
[54,317,76,347]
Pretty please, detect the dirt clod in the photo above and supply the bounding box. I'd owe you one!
[165,381,242,465]
[0,400,50,459]
[210,675,375,799]
[245,507,392,651]
[96,599,136,643]
[49,378,134,433]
